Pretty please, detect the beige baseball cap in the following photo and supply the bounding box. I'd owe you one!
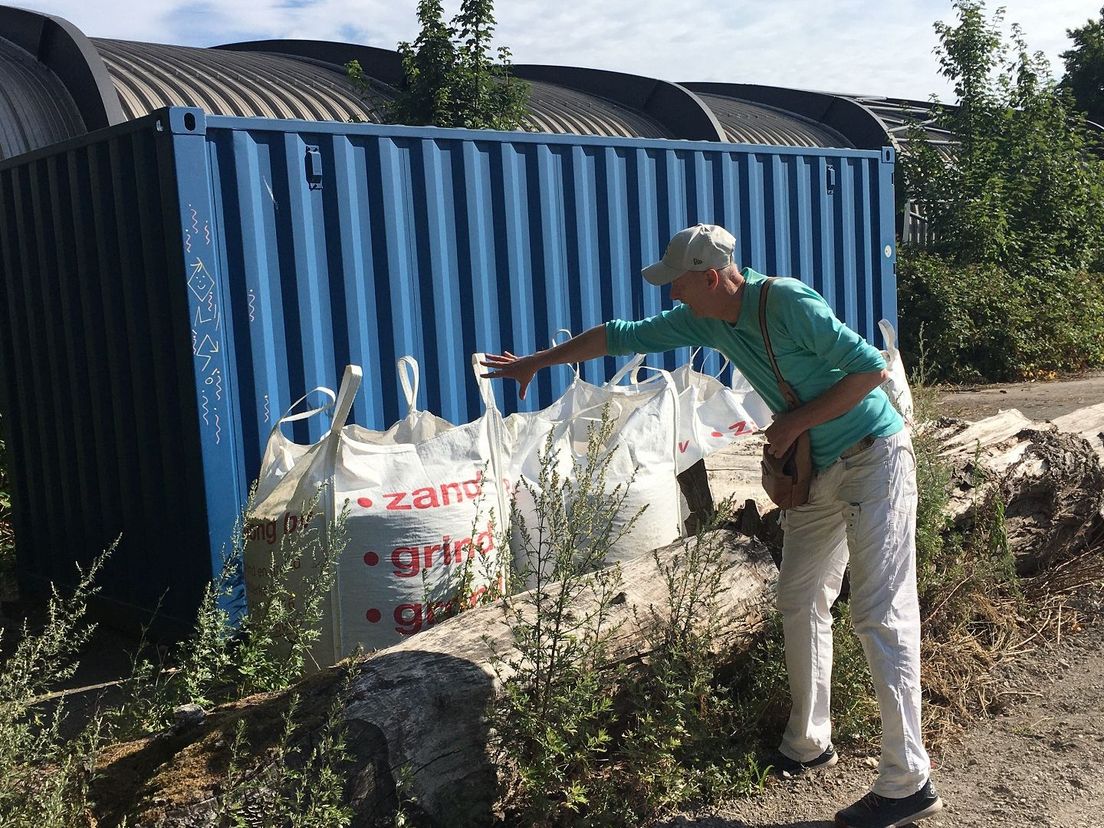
[641,224,737,286]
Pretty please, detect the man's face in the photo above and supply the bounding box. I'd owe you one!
[669,269,716,317]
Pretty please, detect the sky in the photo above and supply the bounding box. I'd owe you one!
[16,0,1104,102]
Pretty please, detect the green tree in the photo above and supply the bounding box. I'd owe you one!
[349,0,529,130]
[897,0,1104,382]
[901,0,1104,273]
[1060,7,1104,127]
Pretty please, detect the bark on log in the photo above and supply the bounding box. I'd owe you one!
[91,531,777,827]
[930,410,1104,575]
[677,458,715,534]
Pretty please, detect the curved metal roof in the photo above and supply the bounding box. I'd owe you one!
[92,38,392,123]
[0,35,85,161]
[847,95,956,162]
[92,38,676,140]
[522,79,673,139]
[694,93,852,148]
[218,44,682,139]
[0,7,933,164]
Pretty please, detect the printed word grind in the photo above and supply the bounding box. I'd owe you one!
[362,522,497,578]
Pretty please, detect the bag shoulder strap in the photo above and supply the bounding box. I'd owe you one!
[757,277,801,410]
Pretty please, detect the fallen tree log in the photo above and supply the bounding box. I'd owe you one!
[930,410,1104,575]
[91,531,777,827]
[731,407,1104,587]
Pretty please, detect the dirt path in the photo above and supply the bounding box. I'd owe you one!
[660,609,1104,828]
[935,372,1104,422]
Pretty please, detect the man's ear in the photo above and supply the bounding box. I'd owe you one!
[705,268,720,289]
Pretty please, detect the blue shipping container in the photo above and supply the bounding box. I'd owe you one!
[0,107,897,631]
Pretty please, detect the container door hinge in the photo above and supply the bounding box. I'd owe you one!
[304,146,323,191]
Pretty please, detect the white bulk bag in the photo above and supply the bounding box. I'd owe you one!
[546,350,771,473]
[243,369,359,669]
[632,354,773,470]
[502,372,682,587]
[878,320,915,429]
[245,356,510,665]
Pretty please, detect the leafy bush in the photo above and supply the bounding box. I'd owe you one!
[897,0,1104,382]
[1060,7,1104,127]
[494,417,776,825]
[216,684,354,828]
[616,515,775,819]
[0,479,353,824]
[348,0,529,130]
[902,0,1104,274]
[898,249,1104,382]
[111,485,349,739]
[492,411,632,824]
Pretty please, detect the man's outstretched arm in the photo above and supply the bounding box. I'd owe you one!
[480,325,609,399]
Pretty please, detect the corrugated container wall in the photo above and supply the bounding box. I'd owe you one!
[0,107,897,632]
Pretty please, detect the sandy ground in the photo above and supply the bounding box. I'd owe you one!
[934,372,1104,423]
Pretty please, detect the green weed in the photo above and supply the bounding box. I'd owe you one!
[491,409,634,825]
[215,678,354,828]
[0,542,114,828]
[111,484,350,740]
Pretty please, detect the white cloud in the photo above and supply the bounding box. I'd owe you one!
[15,0,1103,100]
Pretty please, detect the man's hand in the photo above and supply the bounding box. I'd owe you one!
[762,370,888,458]
[764,412,804,458]
[480,326,611,400]
[481,352,540,399]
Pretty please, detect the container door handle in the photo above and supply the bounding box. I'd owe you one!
[304,146,323,191]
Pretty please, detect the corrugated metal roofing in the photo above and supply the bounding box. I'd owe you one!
[93,38,393,123]
[0,35,85,161]
[95,39,678,139]
[696,92,853,149]
[848,95,956,161]
[522,79,673,139]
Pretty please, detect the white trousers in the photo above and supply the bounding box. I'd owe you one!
[777,428,930,798]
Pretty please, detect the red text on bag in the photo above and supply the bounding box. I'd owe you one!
[374,470,484,511]
[393,581,501,635]
[389,521,496,578]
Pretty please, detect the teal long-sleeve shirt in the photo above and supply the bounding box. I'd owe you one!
[605,268,903,470]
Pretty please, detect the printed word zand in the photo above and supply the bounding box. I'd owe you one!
[372,471,485,511]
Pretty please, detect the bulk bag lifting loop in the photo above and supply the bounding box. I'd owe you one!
[878,320,915,429]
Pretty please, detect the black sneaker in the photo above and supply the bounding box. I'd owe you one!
[835,779,943,827]
[771,744,839,778]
